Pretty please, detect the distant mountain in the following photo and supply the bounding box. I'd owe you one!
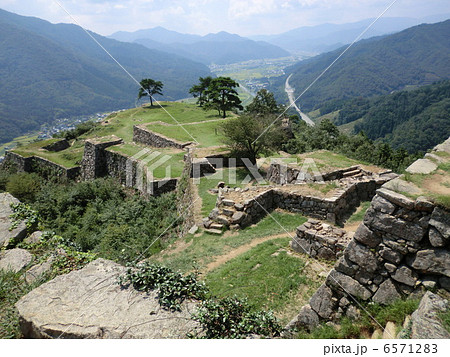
[110,26,202,44]
[277,20,450,112]
[252,16,450,54]
[111,28,290,65]
[0,9,211,144]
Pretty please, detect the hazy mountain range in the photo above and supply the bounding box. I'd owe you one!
[110,29,290,65]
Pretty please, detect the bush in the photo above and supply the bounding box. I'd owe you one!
[6,172,41,202]
[191,296,282,339]
[118,263,208,311]
[55,121,98,140]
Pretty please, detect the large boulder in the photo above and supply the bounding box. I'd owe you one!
[407,249,450,277]
[411,291,450,339]
[0,248,32,273]
[326,270,372,300]
[372,279,401,305]
[15,259,199,338]
[0,193,27,247]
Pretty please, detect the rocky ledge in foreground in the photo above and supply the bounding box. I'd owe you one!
[15,259,199,338]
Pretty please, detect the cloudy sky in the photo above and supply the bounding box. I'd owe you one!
[0,0,449,36]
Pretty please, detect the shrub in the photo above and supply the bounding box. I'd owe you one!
[191,296,282,339]
[118,263,208,311]
[6,172,41,202]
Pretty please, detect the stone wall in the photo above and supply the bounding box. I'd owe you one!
[204,175,391,230]
[42,139,70,152]
[286,187,450,332]
[3,152,80,181]
[133,125,192,149]
[81,136,123,180]
[292,219,351,261]
[176,150,197,235]
[267,163,388,184]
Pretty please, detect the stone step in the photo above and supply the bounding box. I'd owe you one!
[210,223,224,230]
[204,228,223,235]
[342,169,361,178]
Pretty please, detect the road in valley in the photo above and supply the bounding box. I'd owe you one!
[285,74,315,126]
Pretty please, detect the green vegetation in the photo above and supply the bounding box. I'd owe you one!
[285,119,420,172]
[191,296,282,339]
[327,81,450,153]
[157,212,307,273]
[118,263,207,311]
[28,178,179,262]
[346,201,371,224]
[6,173,41,202]
[191,77,243,118]
[439,309,450,334]
[206,237,307,312]
[281,20,450,112]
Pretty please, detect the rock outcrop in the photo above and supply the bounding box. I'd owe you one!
[0,192,27,247]
[0,248,32,273]
[410,292,450,339]
[15,259,199,338]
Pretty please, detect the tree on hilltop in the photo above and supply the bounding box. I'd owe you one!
[138,78,163,106]
[246,89,284,116]
[191,76,243,118]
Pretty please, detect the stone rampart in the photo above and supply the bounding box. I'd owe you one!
[133,125,192,149]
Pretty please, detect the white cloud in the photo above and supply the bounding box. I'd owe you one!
[228,0,277,19]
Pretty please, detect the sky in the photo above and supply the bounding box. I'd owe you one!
[0,0,449,36]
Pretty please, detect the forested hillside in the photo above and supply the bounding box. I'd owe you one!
[279,20,450,111]
[349,81,450,153]
[0,9,211,144]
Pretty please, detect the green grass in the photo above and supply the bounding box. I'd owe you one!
[0,270,48,338]
[12,139,85,168]
[145,120,228,147]
[347,201,371,224]
[205,237,307,312]
[299,150,365,171]
[439,309,450,333]
[157,212,307,273]
[0,133,39,157]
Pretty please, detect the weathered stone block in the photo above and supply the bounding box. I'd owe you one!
[326,270,372,300]
[407,249,450,277]
[372,279,401,305]
[391,265,418,287]
[353,223,381,248]
[345,240,378,273]
[310,285,335,319]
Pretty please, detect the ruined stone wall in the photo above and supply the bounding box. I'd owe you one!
[81,137,123,180]
[267,163,387,184]
[286,187,450,332]
[176,150,196,235]
[3,152,80,181]
[42,139,70,152]
[205,177,386,230]
[133,125,191,149]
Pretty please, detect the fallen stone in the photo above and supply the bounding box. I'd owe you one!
[372,279,401,305]
[25,259,53,284]
[383,321,397,339]
[411,291,450,339]
[391,265,418,287]
[406,159,438,174]
[25,231,44,245]
[216,215,230,226]
[326,270,372,300]
[310,284,335,319]
[205,228,223,235]
[0,248,32,273]
[346,305,360,320]
[222,199,235,207]
[0,193,27,247]
[188,225,198,235]
[285,304,319,332]
[15,259,199,338]
[407,249,450,277]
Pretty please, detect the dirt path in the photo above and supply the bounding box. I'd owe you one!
[203,231,296,273]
